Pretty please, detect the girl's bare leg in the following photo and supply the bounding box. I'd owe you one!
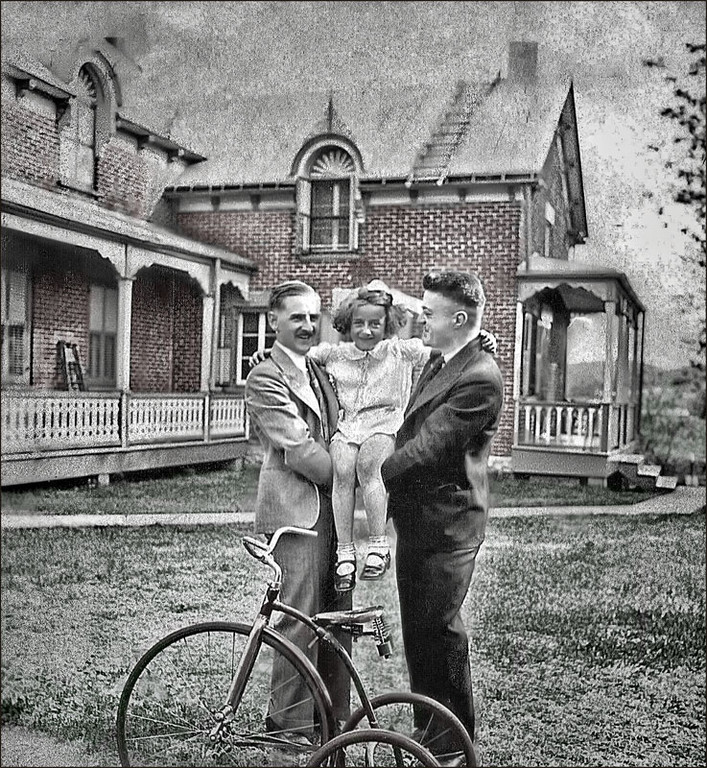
[330,439,360,591]
[330,440,359,543]
[357,434,395,579]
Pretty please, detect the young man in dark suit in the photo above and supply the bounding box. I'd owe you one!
[381,269,504,759]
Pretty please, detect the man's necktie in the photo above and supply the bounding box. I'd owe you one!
[306,358,331,442]
[407,353,445,412]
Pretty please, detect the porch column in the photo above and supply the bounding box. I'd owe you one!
[201,293,215,392]
[210,260,222,390]
[513,301,524,446]
[116,276,134,392]
[602,300,616,401]
[616,307,630,401]
[636,311,645,433]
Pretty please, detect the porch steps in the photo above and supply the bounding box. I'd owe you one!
[655,475,679,490]
[608,453,678,492]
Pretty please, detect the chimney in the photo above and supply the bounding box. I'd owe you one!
[507,41,538,81]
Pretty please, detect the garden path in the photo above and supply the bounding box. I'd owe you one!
[1,486,704,529]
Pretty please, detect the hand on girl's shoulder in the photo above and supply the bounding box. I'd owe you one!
[479,329,498,355]
[248,348,271,368]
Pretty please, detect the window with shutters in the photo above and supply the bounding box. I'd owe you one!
[1,267,31,385]
[87,284,118,387]
[296,146,360,254]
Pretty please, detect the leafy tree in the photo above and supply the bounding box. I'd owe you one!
[644,43,706,375]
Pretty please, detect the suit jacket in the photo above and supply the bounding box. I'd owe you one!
[245,344,339,534]
[381,336,504,551]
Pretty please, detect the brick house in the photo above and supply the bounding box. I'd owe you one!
[1,39,651,487]
[165,42,647,482]
[1,42,256,486]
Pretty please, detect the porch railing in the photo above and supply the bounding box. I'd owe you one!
[515,400,637,452]
[1,391,248,455]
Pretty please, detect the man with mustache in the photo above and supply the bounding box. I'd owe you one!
[245,279,351,742]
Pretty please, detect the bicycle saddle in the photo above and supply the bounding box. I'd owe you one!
[313,605,385,627]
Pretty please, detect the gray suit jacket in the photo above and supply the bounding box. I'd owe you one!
[245,344,339,534]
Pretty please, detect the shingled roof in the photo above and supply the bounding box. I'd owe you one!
[168,70,574,190]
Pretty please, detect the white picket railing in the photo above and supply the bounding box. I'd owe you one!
[210,396,247,438]
[128,396,205,444]
[516,401,606,451]
[1,392,121,453]
[515,400,638,452]
[1,391,247,454]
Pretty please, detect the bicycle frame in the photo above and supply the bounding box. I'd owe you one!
[212,530,383,739]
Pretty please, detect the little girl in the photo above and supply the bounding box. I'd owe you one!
[252,284,496,592]
[309,287,431,592]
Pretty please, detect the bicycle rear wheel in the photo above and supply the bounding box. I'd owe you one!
[117,621,333,767]
[305,728,440,767]
[342,691,476,766]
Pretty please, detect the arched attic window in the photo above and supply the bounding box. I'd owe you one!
[296,144,360,253]
[62,60,113,192]
[75,65,99,188]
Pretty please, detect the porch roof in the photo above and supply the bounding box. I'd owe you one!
[0,176,257,273]
[517,254,645,312]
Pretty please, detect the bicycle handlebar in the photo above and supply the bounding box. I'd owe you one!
[242,526,318,583]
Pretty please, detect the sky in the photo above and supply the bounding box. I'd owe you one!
[2,0,705,369]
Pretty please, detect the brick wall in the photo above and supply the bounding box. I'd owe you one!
[130,267,202,393]
[96,137,149,219]
[1,80,162,221]
[172,276,203,392]
[178,200,521,454]
[31,267,89,389]
[0,95,60,188]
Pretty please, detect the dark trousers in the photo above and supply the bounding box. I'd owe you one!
[269,509,352,730]
[395,537,479,740]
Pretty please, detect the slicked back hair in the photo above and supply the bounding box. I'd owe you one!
[422,270,486,309]
[268,280,319,311]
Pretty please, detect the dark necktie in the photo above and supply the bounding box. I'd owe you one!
[306,358,331,442]
[407,353,445,413]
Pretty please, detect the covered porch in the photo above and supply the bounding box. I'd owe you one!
[512,254,645,480]
[1,177,255,486]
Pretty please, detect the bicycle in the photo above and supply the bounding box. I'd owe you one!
[116,526,477,767]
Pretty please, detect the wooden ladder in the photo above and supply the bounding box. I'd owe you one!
[57,341,86,391]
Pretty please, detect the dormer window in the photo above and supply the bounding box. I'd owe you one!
[75,65,99,189]
[295,140,363,255]
[60,58,115,193]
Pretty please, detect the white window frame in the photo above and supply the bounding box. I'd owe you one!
[309,176,355,252]
[296,144,360,254]
[86,284,118,388]
[1,266,31,386]
[235,311,275,385]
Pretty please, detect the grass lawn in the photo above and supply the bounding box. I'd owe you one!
[0,459,666,516]
[1,511,704,766]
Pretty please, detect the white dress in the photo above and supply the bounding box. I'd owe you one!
[309,337,431,445]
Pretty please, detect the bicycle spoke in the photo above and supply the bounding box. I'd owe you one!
[118,623,331,767]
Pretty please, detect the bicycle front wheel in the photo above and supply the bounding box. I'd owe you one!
[117,621,333,767]
[305,728,441,767]
[342,691,476,766]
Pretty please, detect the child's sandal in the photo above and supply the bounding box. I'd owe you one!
[360,550,391,580]
[335,556,356,593]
